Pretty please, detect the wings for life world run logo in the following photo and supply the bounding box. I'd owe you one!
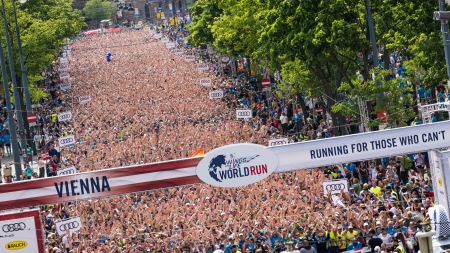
[196,143,278,188]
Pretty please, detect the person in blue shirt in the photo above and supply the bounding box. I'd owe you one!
[106,50,112,62]
[4,131,10,156]
[417,86,425,103]
[438,90,446,102]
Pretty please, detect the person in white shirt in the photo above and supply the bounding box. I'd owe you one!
[378,229,393,249]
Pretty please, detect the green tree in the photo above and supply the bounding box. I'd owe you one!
[83,0,116,25]
[188,0,223,47]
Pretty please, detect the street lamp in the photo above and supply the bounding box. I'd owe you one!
[434,0,450,87]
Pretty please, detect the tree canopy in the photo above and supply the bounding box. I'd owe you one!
[83,0,116,25]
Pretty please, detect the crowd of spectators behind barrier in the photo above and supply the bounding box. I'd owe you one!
[0,24,448,253]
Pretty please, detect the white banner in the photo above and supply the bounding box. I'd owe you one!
[154,33,162,39]
[165,42,175,49]
[421,102,450,114]
[197,63,209,71]
[59,83,71,91]
[79,96,91,105]
[273,120,450,172]
[55,217,82,236]
[268,138,289,147]
[0,211,43,253]
[161,37,169,43]
[209,90,224,99]
[59,66,69,73]
[174,49,183,55]
[57,166,76,176]
[58,135,76,148]
[185,55,195,62]
[58,111,72,122]
[430,151,448,210]
[199,78,212,87]
[60,74,70,81]
[236,109,252,120]
[60,58,68,64]
[323,179,349,195]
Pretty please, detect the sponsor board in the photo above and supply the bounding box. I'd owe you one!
[55,217,82,236]
[323,179,349,195]
[154,33,162,39]
[59,135,76,147]
[236,109,252,120]
[58,111,72,122]
[197,63,209,71]
[161,37,170,43]
[268,138,289,147]
[57,166,76,176]
[165,42,176,49]
[60,74,70,81]
[196,143,278,188]
[174,49,183,55]
[59,83,71,91]
[199,78,212,87]
[221,56,230,63]
[79,96,91,105]
[60,58,68,63]
[0,210,44,253]
[185,55,195,62]
[209,90,224,99]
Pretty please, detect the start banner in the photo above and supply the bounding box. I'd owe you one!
[0,210,44,253]
[0,121,449,210]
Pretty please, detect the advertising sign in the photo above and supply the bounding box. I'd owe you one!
[161,37,170,43]
[185,55,195,62]
[55,217,82,236]
[209,90,224,99]
[196,143,278,188]
[174,49,183,55]
[323,179,349,195]
[59,83,71,92]
[57,166,76,176]
[165,42,175,49]
[268,138,289,147]
[154,33,162,39]
[199,78,212,87]
[197,63,209,71]
[236,109,252,120]
[58,111,72,122]
[59,135,76,147]
[0,210,44,253]
[79,96,91,105]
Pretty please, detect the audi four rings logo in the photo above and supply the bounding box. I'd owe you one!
[325,183,346,191]
[2,222,26,233]
[59,221,79,231]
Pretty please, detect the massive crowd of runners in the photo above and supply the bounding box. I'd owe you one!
[0,23,449,253]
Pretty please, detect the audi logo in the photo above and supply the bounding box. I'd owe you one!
[2,222,26,233]
[269,141,287,146]
[325,183,346,191]
[59,221,79,231]
[59,169,75,176]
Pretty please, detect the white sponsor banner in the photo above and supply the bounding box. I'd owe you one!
[0,211,43,252]
[58,111,72,122]
[199,78,212,87]
[174,49,183,55]
[185,55,195,62]
[236,109,252,120]
[57,166,76,176]
[165,42,175,49]
[60,73,70,80]
[323,179,349,195]
[421,102,450,114]
[59,83,71,91]
[161,37,170,43]
[78,96,91,105]
[196,143,278,188]
[60,58,68,63]
[272,120,450,172]
[197,63,209,71]
[58,135,76,147]
[268,138,289,147]
[55,217,82,236]
[209,90,224,99]
[154,33,162,39]
[149,29,156,34]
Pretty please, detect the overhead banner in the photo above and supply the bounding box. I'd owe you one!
[58,135,76,147]
[272,120,450,172]
[268,138,289,147]
[58,111,72,122]
[323,179,349,195]
[0,121,449,210]
[0,210,44,253]
[57,166,76,176]
[236,109,252,120]
[55,217,82,236]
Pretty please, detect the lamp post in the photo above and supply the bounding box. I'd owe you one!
[434,0,450,84]
[0,0,27,163]
[13,0,36,155]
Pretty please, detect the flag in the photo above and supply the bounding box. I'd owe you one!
[191,148,205,157]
